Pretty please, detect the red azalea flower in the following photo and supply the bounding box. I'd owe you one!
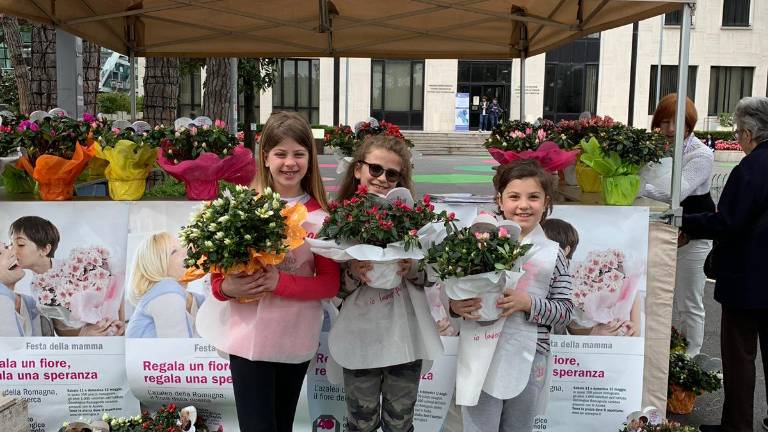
[356,184,368,195]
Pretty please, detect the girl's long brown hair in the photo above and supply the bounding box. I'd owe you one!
[335,135,414,200]
[252,111,329,211]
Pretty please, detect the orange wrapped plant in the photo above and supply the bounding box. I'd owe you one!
[14,116,98,200]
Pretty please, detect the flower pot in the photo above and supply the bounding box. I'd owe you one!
[107,177,148,201]
[575,161,602,193]
[2,164,35,194]
[184,179,220,200]
[601,174,640,206]
[667,384,697,414]
[367,261,403,289]
[563,163,578,186]
[38,180,76,201]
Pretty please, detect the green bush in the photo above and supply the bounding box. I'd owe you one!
[97,92,144,114]
[693,130,735,141]
[0,71,20,113]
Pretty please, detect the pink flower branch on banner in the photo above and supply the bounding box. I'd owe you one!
[156,144,256,200]
[487,141,579,171]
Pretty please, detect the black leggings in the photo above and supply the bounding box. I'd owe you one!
[229,355,310,432]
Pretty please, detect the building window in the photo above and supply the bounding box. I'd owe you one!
[722,0,750,27]
[272,58,320,125]
[664,10,682,26]
[370,59,424,130]
[178,67,202,118]
[543,36,601,122]
[708,66,753,116]
[648,65,698,114]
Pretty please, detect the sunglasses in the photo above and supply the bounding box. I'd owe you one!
[359,161,402,183]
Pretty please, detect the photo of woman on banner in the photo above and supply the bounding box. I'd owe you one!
[0,241,43,336]
[126,231,205,338]
[9,215,125,337]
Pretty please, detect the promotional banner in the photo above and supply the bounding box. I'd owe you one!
[124,202,237,431]
[454,93,470,132]
[0,202,139,431]
[543,205,649,431]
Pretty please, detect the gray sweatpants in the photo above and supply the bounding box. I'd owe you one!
[462,352,550,432]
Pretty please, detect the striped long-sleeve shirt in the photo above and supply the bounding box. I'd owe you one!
[528,249,574,354]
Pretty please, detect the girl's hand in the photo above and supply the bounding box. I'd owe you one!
[436,318,458,336]
[450,298,481,320]
[397,259,412,276]
[348,260,373,284]
[250,265,280,293]
[620,321,637,337]
[220,270,266,298]
[497,289,532,317]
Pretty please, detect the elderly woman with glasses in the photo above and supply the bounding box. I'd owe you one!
[681,96,768,432]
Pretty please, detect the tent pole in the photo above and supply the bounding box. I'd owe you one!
[129,49,137,121]
[345,57,349,125]
[655,14,664,108]
[671,2,692,224]
[519,54,526,121]
[230,58,238,134]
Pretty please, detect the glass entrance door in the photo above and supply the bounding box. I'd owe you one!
[458,61,511,131]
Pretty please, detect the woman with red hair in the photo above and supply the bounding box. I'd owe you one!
[643,93,714,356]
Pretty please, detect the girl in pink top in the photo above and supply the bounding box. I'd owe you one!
[196,111,340,432]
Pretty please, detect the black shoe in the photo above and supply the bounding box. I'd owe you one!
[762,417,768,431]
[698,426,722,432]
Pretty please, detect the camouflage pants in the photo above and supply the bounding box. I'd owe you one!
[343,360,422,432]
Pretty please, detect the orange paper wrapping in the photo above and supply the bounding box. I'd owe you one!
[180,202,308,303]
[16,141,96,200]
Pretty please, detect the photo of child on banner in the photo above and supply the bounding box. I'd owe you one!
[1,204,129,337]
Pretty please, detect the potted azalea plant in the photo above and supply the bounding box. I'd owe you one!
[178,186,307,303]
[14,114,98,200]
[94,126,158,200]
[324,118,414,174]
[424,213,532,321]
[157,120,255,200]
[61,404,212,432]
[483,119,579,181]
[666,328,722,414]
[0,114,35,194]
[308,186,455,289]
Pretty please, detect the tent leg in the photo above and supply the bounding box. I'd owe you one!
[671,2,693,224]
[230,58,238,134]
[129,50,136,121]
[520,55,526,121]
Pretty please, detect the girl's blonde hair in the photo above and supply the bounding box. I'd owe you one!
[336,134,414,200]
[252,111,328,211]
[129,232,175,304]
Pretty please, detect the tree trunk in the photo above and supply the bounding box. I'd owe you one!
[0,15,31,114]
[243,77,256,151]
[202,58,232,122]
[29,23,56,111]
[82,40,101,115]
[143,57,179,126]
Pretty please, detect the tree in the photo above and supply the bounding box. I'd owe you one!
[143,57,179,126]
[0,15,31,114]
[239,58,278,149]
[30,23,56,111]
[202,58,232,122]
[0,70,19,112]
[82,40,101,115]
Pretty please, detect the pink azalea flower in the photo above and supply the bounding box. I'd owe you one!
[498,227,509,238]
[214,119,227,128]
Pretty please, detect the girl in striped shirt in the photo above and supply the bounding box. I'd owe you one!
[450,159,574,432]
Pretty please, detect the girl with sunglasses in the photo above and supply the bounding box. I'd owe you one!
[332,134,430,432]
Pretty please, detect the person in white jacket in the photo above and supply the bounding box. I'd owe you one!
[642,93,715,356]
